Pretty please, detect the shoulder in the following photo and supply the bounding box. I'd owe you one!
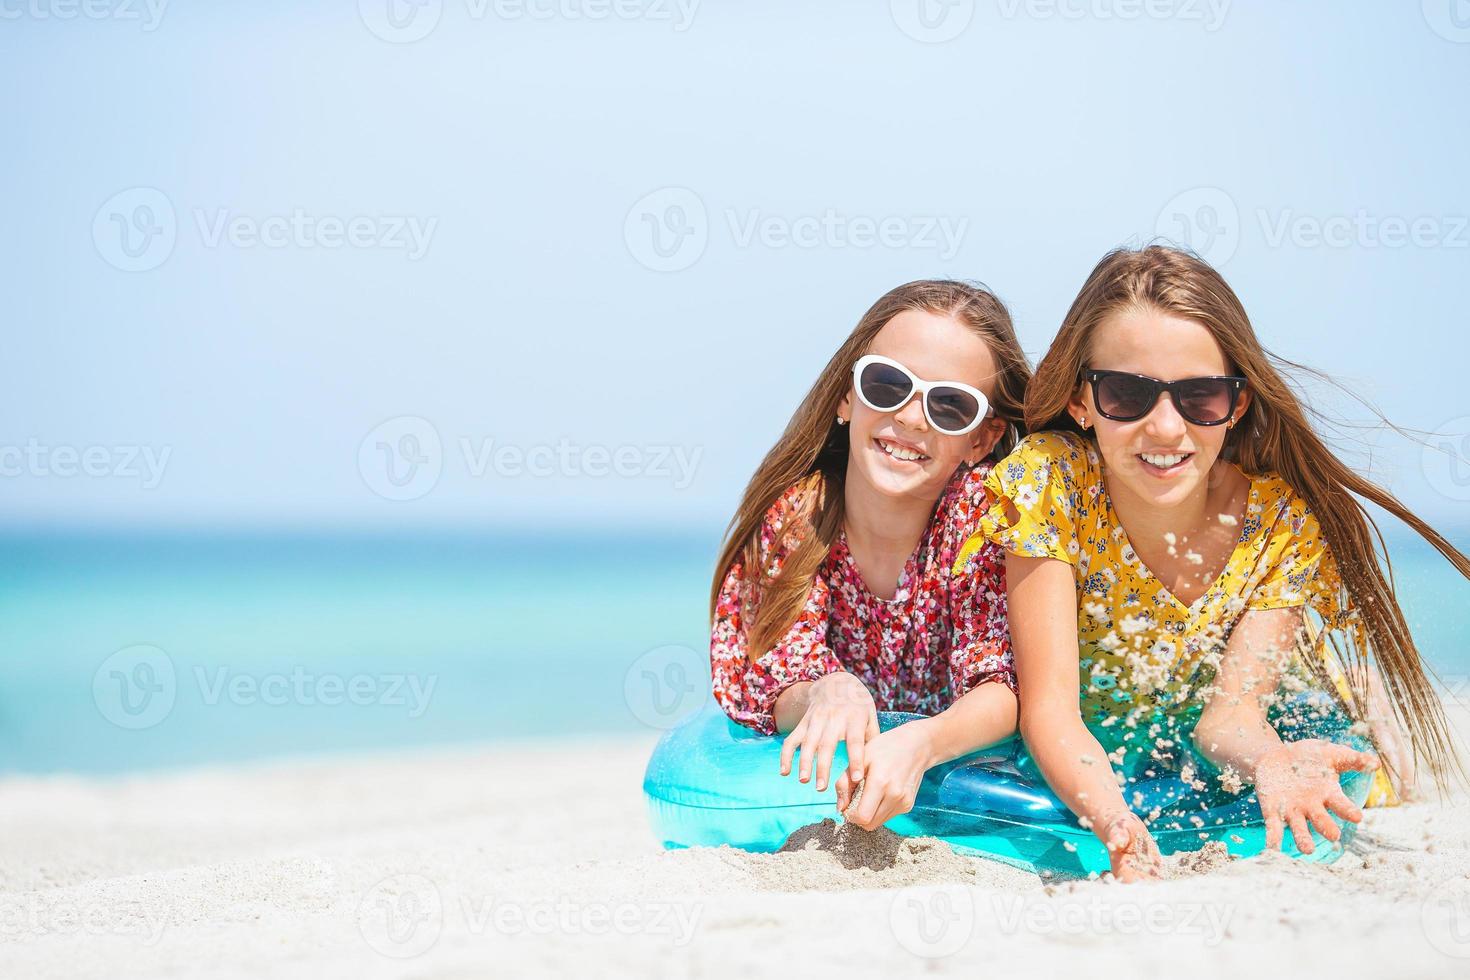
[1243,471,1318,540]
[750,476,822,569]
[932,462,994,537]
[996,431,1099,481]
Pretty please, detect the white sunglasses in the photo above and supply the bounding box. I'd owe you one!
[851,354,990,436]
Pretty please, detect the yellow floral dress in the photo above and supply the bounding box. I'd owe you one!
[953,431,1396,806]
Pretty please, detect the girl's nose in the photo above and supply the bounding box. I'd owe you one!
[894,392,929,431]
[1143,391,1189,441]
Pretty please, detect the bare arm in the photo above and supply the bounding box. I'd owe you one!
[1193,605,1377,853]
[1007,553,1162,879]
[1007,555,1127,824]
[1193,606,1298,775]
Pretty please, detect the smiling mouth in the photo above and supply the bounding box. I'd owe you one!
[1137,451,1193,475]
[875,438,929,463]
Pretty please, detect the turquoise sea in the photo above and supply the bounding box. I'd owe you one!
[1,526,1467,776]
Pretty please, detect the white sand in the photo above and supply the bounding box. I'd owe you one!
[3,701,1469,979]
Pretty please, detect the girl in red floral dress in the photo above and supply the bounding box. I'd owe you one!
[709,280,1032,831]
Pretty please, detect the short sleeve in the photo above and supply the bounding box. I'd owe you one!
[940,464,1018,695]
[952,433,1086,574]
[1245,488,1332,612]
[949,538,1018,696]
[709,485,844,734]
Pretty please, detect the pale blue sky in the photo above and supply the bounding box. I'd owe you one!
[3,1,1469,531]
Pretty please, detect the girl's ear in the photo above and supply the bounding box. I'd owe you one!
[1232,387,1252,426]
[837,391,852,424]
[964,415,1007,465]
[1066,384,1091,429]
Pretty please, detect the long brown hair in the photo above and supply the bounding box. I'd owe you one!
[1030,244,1470,786]
[710,280,1032,661]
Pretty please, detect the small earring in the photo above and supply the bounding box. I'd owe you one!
[836,415,848,426]
[1078,415,1088,429]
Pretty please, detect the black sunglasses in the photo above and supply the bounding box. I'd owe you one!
[1083,369,1246,427]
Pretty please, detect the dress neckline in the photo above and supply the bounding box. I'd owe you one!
[1098,466,1259,619]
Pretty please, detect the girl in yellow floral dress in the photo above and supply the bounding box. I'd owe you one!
[956,245,1470,881]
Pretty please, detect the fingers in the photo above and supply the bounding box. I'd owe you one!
[779,719,806,777]
[844,717,868,784]
[853,778,886,830]
[813,726,841,792]
[1263,805,1284,851]
[1327,744,1380,773]
[1287,810,1314,854]
[795,717,828,783]
[1305,805,1341,844]
[835,771,851,814]
[1325,788,1364,825]
[1105,819,1132,853]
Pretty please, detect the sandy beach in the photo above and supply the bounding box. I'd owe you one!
[3,697,1468,980]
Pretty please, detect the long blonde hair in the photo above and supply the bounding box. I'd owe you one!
[710,280,1032,660]
[1030,244,1469,786]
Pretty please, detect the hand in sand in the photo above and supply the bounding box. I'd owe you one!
[780,672,878,794]
[1255,739,1377,854]
[1097,809,1163,882]
[836,720,935,830]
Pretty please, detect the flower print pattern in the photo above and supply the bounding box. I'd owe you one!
[710,463,1015,735]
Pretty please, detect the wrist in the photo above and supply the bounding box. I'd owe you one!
[905,716,943,770]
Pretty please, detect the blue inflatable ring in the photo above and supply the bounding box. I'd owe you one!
[643,696,1374,876]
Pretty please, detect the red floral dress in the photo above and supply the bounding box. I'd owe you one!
[710,463,1015,734]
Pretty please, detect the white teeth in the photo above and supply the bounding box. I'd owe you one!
[877,439,926,462]
[1140,452,1188,468]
